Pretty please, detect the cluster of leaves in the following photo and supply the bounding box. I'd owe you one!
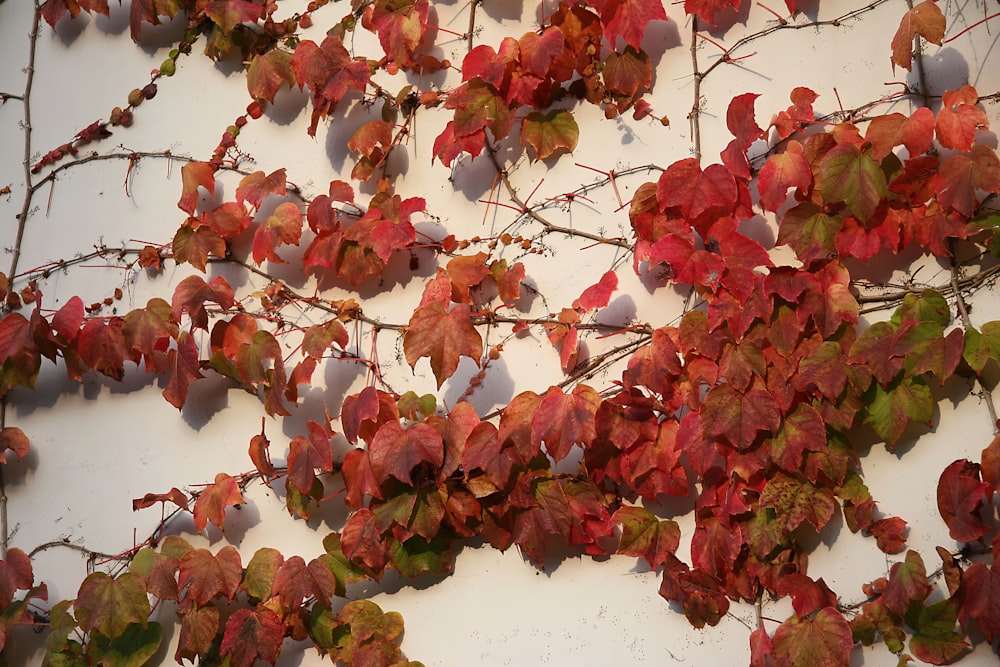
[2,0,1000,665]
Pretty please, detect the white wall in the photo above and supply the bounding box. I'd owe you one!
[1,0,999,664]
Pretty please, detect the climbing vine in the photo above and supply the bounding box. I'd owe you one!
[1,0,999,664]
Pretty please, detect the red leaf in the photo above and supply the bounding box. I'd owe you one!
[531,385,600,462]
[759,141,812,212]
[220,607,283,666]
[369,421,444,485]
[247,50,295,103]
[657,159,737,224]
[573,270,618,310]
[128,0,182,41]
[236,169,287,209]
[302,319,349,358]
[51,295,85,342]
[463,421,513,487]
[446,254,490,304]
[248,431,277,479]
[890,0,945,71]
[163,331,203,409]
[175,604,219,663]
[684,0,740,25]
[123,298,178,369]
[936,85,988,152]
[771,607,852,666]
[701,384,780,450]
[0,427,30,465]
[959,561,1000,642]
[937,459,990,542]
[613,505,680,568]
[727,92,763,150]
[177,162,216,215]
[291,35,372,136]
[933,144,1000,217]
[178,546,242,606]
[41,0,109,27]
[252,201,303,264]
[817,143,887,223]
[77,318,128,381]
[369,0,429,67]
[131,487,189,512]
[598,0,667,48]
[602,46,652,102]
[760,472,836,532]
[171,275,235,331]
[193,472,245,532]
[882,549,930,616]
[870,516,908,554]
[403,303,483,388]
[982,434,1000,493]
[864,107,935,161]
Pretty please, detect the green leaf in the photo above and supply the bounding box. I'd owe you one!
[74,573,150,640]
[895,289,950,327]
[906,600,969,665]
[521,110,579,160]
[777,203,841,264]
[863,375,934,447]
[88,622,162,667]
[241,547,283,600]
[387,534,452,578]
[613,506,680,568]
[962,322,1000,373]
[882,550,930,616]
[818,143,888,223]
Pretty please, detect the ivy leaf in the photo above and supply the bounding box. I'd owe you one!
[864,108,935,161]
[612,506,680,568]
[88,621,163,667]
[597,0,667,49]
[252,201,303,264]
[933,144,1000,218]
[369,421,443,486]
[463,421,513,488]
[936,85,988,152]
[247,50,294,103]
[287,421,335,494]
[388,534,453,577]
[41,0,110,28]
[171,275,235,331]
[863,375,934,447]
[74,572,150,640]
[771,607,853,667]
[521,110,579,160]
[203,0,262,32]
[959,561,1000,642]
[890,0,945,71]
[906,599,969,665]
[602,46,652,102]
[123,298,178,370]
[444,78,514,141]
[370,0,429,66]
[882,549,931,616]
[817,143,888,223]
[175,604,220,664]
[129,547,180,601]
[220,607,283,666]
[193,472,245,532]
[760,472,836,532]
[0,427,30,465]
[172,219,226,272]
[291,35,372,136]
[770,403,826,473]
[870,517,908,554]
[573,270,618,310]
[936,459,989,542]
[177,162,216,215]
[178,546,242,606]
[302,319,349,359]
[129,0,182,41]
[684,0,740,26]
[760,141,813,213]
[531,385,600,462]
[657,159,737,224]
[701,384,780,450]
[961,321,1000,373]
[163,331,203,409]
[403,302,482,388]
[78,318,128,381]
[236,168,287,210]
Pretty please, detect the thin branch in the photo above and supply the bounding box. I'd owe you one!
[689,17,702,163]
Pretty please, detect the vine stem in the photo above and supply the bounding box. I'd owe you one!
[1,1,42,563]
[689,17,702,163]
[949,242,1000,433]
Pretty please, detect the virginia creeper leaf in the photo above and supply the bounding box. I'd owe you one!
[521,110,579,160]
[771,607,852,667]
[403,302,482,388]
[193,472,245,532]
[74,572,149,640]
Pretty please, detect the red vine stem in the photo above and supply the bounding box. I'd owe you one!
[943,11,1000,44]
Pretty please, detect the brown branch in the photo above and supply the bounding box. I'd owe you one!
[689,17,702,164]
